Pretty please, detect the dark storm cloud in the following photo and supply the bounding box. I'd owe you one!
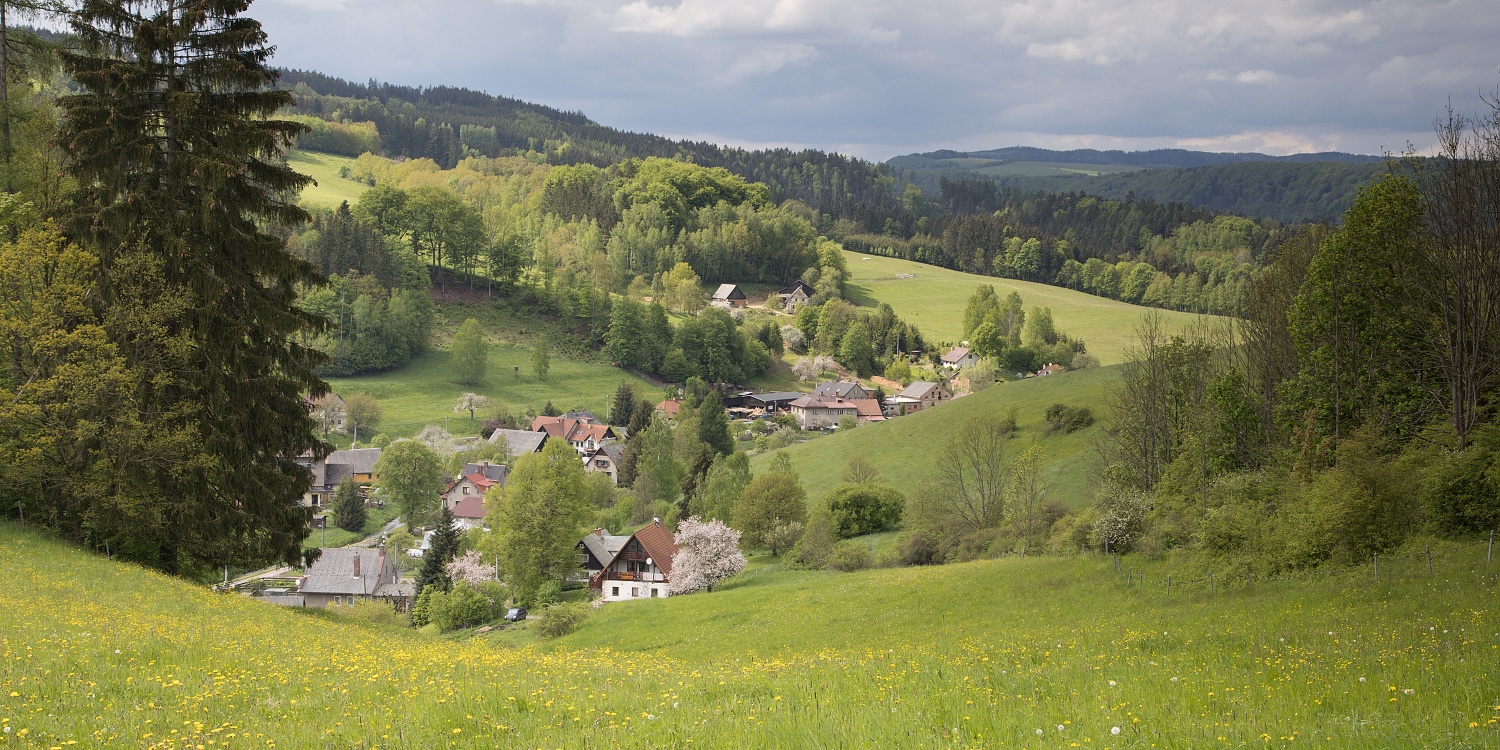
[257,0,1500,159]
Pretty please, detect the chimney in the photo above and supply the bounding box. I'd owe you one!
[594,527,603,537]
[653,516,661,527]
[352,554,361,579]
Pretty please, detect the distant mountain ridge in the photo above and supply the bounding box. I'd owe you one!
[892,146,1385,170]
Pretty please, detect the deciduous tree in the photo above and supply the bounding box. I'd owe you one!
[450,318,487,386]
[374,440,443,527]
[485,439,592,605]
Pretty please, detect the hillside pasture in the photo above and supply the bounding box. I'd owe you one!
[841,250,1208,363]
[289,149,369,210]
[749,365,1118,506]
[3,523,1496,749]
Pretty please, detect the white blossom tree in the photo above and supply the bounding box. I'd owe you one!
[792,357,817,382]
[668,516,747,595]
[813,355,837,374]
[780,325,805,352]
[445,550,494,587]
[311,394,347,436]
[454,392,490,421]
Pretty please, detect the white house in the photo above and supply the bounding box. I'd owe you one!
[941,346,979,369]
[587,519,679,601]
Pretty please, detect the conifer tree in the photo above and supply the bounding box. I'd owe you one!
[332,478,366,532]
[416,502,459,597]
[56,0,325,574]
[609,382,636,427]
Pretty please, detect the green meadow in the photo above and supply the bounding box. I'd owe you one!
[842,250,1207,363]
[4,523,1496,749]
[289,149,369,209]
[324,345,659,440]
[750,365,1117,506]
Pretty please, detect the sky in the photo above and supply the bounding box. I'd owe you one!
[255,0,1500,162]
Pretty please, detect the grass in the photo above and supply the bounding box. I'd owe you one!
[841,250,1207,364]
[4,522,1497,749]
[288,150,369,210]
[302,503,401,552]
[750,365,1119,507]
[325,345,659,440]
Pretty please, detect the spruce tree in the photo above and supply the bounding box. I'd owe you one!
[57,0,325,574]
[332,478,366,532]
[696,391,735,456]
[609,382,636,427]
[416,502,459,597]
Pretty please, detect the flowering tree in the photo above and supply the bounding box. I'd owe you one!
[668,517,747,595]
[792,357,816,382]
[454,392,490,421]
[813,355,837,374]
[445,550,493,587]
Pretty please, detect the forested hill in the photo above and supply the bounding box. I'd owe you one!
[276,70,906,231]
[889,147,1388,223]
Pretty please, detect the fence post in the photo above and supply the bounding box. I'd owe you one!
[1374,553,1379,582]
[1426,545,1433,576]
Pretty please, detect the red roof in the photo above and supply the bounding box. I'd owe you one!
[850,398,886,421]
[655,399,681,418]
[630,520,680,576]
[451,496,487,519]
[533,416,615,444]
[444,472,499,496]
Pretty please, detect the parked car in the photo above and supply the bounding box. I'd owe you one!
[504,607,527,622]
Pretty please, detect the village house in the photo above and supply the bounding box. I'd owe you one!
[576,527,630,576]
[1036,362,1066,377]
[329,447,382,484]
[789,394,859,429]
[442,461,508,512]
[298,548,412,609]
[655,398,682,419]
[587,518,679,601]
[487,428,548,458]
[710,283,749,308]
[748,391,802,413]
[583,444,627,484]
[851,398,886,423]
[813,381,871,401]
[778,279,814,313]
[449,496,488,530]
[532,415,619,454]
[882,395,923,417]
[296,446,382,508]
[941,346,979,369]
[894,381,952,414]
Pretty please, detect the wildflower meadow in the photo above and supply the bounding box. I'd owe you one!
[2,523,1497,748]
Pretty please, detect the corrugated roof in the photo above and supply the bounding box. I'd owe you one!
[712,283,745,300]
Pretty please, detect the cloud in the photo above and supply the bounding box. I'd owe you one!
[252,0,1500,160]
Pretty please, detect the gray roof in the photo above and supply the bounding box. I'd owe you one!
[375,581,415,598]
[300,548,390,596]
[326,447,382,475]
[814,381,866,400]
[463,462,509,483]
[580,531,630,565]
[713,283,745,300]
[324,462,354,489]
[898,381,944,400]
[489,428,547,457]
[752,391,804,404]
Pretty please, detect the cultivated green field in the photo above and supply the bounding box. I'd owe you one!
[325,345,659,440]
[842,250,1207,363]
[289,149,369,209]
[4,523,1497,749]
[750,365,1116,506]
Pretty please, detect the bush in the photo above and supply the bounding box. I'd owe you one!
[895,531,943,566]
[1424,441,1500,534]
[535,602,590,638]
[427,583,495,632]
[339,598,409,628]
[788,513,834,569]
[824,483,905,538]
[529,579,562,609]
[826,540,872,572]
[1043,404,1094,434]
[838,415,858,432]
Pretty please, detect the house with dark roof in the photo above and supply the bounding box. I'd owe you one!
[297,447,382,508]
[450,496,489,529]
[487,428,547,458]
[710,283,748,308]
[442,461,508,520]
[583,444,627,484]
[778,279,815,313]
[814,381,871,401]
[298,548,410,609]
[327,448,382,483]
[576,527,631,574]
[589,518,680,601]
[748,391,802,412]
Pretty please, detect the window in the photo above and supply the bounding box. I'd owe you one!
[650,588,658,598]
[611,586,619,597]
[463,486,470,495]
[631,586,640,597]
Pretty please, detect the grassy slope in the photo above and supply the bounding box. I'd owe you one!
[324,345,658,440]
[4,523,1496,749]
[289,149,369,209]
[750,365,1116,507]
[842,250,1207,364]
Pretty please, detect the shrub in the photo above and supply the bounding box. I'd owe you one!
[529,579,563,609]
[895,531,943,566]
[536,602,590,638]
[1424,442,1500,534]
[826,540,872,572]
[824,483,906,538]
[427,583,495,633]
[788,514,834,569]
[341,598,408,628]
[1090,486,1151,554]
[410,585,436,627]
[1043,404,1095,434]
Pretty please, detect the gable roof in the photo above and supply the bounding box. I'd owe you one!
[778,279,814,297]
[450,495,487,520]
[463,462,508,483]
[656,399,682,418]
[750,391,803,406]
[790,395,858,411]
[850,398,886,420]
[488,428,547,457]
[326,447,382,475]
[813,381,867,400]
[631,519,681,576]
[300,548,391,595]
[712,283,746,301]
[942,346,971,363]
[897,381,946,400]
[579,528,631,565]
[587,443,626,464]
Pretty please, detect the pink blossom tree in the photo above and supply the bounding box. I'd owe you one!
[668,516,747,595]
[445,550,493,588]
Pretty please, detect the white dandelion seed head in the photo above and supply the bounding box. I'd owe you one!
[1171,676,1179,682]
[1057,724,1066,731]
[1359,677,1366,683]
[1112,727,1122,735]
[1035,728,1044,736]
[1109,680,1117,687]
[1403,688,1414,695]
